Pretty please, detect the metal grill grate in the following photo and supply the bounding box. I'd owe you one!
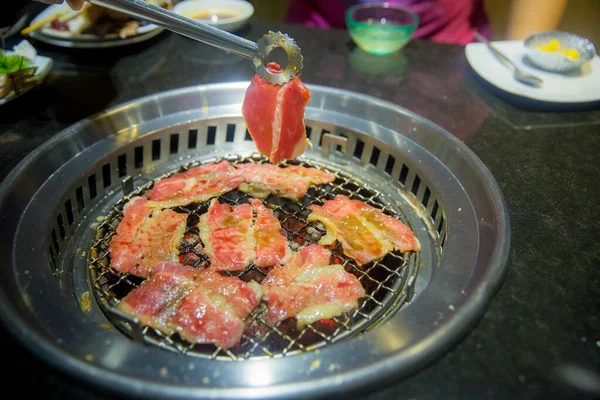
[88,153,419,361]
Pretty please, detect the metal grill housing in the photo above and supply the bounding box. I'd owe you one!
[0,83,509,400]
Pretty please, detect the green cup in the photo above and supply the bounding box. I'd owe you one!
[346,3,419,55]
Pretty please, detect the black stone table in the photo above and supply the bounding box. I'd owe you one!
[1,9,599,400]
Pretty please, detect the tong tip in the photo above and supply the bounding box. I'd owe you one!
[255,31,303,85]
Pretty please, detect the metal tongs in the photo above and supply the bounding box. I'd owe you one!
[87,0,302,85]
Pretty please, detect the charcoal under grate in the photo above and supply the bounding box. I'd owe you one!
[88,153,419,360]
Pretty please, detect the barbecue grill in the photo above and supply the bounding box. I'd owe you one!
[0,83,510,399]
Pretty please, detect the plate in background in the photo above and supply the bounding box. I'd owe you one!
[466,40,600,104]
[0,54,53,106]
[27,3,163,48]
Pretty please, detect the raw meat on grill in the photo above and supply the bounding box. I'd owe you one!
[175,270,263,349]
[109,197,187,278]
[199,199,255,271]
[147,161,244,208]
[199,199,290,270]
[249,198,291,268]
[116,262,263,349]
[145,159,334,205]
[236,163,335,201]
[262,244,365,327]
[241,63,311,163]
[115,262,198,335]
[307,195,421,265]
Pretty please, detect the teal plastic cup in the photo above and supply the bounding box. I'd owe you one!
[346,3,419,55]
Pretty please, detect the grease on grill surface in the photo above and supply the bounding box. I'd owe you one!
[88,154,418,360]
[79,291,92,313]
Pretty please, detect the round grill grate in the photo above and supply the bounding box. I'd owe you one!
[88,154,419,360]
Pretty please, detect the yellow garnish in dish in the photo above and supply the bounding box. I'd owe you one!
[538,39,580,61]
[539,39,560,52]
[564,48,580,61]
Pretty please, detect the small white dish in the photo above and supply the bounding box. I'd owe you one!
[465,40,600,104]
[172,0,254,33]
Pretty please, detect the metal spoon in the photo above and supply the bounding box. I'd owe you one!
[474,32,543,88]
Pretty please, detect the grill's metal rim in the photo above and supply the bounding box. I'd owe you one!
[0,82,510,399]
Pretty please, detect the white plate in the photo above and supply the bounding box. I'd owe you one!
[172,0,253,33]
[27,3,161,45]
[465,41,600,103]
[30,28,163,48]
[0,54,53,106]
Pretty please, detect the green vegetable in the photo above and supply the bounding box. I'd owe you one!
[0,50,30,74]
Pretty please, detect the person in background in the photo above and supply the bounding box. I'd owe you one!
[285,0,568,45]
[504,0,568,40]
[1,0,569,46]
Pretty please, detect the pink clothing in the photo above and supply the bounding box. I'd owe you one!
[285,0,491,45]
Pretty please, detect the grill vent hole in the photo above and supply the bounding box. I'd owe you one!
[354,139,365,159]
[49,246,56,270]
[75,186,85,212]
[319,130,330,147]
[226,124,236,142]
[117,154,127,177]
[88,175,97,199]
[170,134,179,154]
[244,129,252,141]
[207,126,217,145]
[437,215,445,234]
[65,199,74,225]
[385,155,395,176]
[411,175,421,196]
[305,126,312,139]
[188,129,198,149]
[152,139,161,161]
[134,146,143,169]
[370,147,381,166]
[431,200,439,221]
[102,163,111,188]
[337,133,348,153]
[399,164,409,185]
[51,229,59,254]
[422,187,431,208]
[57,214,66,240]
